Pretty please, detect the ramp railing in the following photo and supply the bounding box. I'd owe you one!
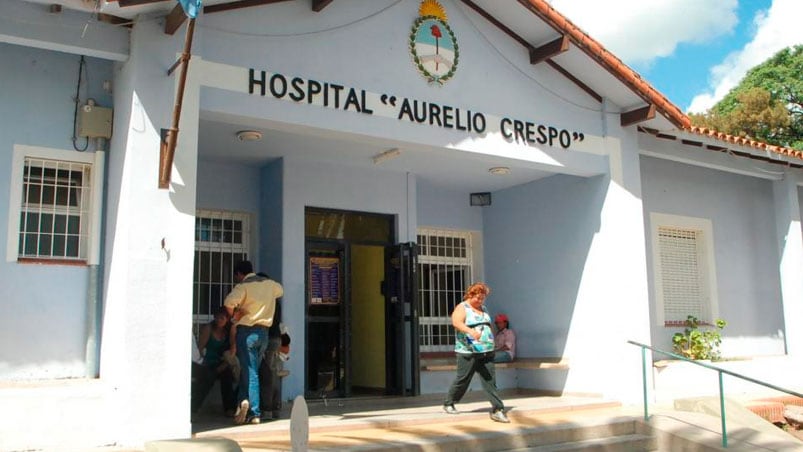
[627,340,803,448]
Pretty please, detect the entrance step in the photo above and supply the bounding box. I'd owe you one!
[294,416,655,451]
[194,394,634,450]
[145,437,241,452]
[506,433,655,451]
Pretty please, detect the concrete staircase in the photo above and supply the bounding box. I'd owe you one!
[188,391,803,451]
[408,417,657,452]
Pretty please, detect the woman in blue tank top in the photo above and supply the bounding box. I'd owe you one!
[443,282,509,423]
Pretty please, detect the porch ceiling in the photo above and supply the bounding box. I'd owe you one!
[197,117,558,193]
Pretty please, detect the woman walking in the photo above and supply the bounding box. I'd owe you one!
[443,282,509,423]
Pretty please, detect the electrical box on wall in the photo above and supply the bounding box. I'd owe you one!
[79,104,113,138]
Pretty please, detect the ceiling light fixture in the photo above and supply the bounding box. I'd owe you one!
[489,166,511,175]
[236,130,263,142]
[372,148,401,165]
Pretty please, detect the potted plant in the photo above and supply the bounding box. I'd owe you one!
[672,315,727,361]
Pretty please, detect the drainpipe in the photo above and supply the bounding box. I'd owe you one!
[85,142,108,378]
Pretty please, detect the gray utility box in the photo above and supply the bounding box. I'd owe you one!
[79,104,113,138]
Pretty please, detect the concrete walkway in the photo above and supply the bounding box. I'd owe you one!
[89,390,803,451]
[192,391,626,451]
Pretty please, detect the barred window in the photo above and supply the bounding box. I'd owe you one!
[18,158,91,260]
[417,228,474,352]
[193,210,250,327]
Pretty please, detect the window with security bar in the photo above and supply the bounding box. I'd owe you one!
[657,225,711,325]
[193,210,250,328]
[417,228,474,352]
[18,158,91,261]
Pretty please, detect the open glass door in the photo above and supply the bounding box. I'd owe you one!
[384,242,420,396]
[305,242,348,398]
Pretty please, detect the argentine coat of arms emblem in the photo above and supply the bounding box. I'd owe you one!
[409,0,459,85]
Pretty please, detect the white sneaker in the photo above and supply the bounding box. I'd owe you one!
[490,409,510,423]
[234,400,250,425]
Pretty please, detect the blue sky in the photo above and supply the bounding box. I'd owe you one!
[548,0,803,113]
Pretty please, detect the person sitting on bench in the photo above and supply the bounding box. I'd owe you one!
[493,313,516,363]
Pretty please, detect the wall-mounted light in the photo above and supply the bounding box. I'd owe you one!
[372,148,401,165]
[489,166,511,175]
[236,130,263,142]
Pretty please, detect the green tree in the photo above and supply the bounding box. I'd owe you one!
[690,45,803,150]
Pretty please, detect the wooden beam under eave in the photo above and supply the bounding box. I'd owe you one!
[165,4,187,35]
[312,0,334,12]
[546,60,602,102]
[621,104,656,127]
[118,0,168,6]
[97,13,132,26]
[529,35,569,65]
[204,0,292,14]
[460,0,601,104]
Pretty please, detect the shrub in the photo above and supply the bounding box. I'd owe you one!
[672,315,727,361]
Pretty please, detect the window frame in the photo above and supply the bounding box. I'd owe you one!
[192,209,252,327]
[6,145,104,265]
[416,227,479,352]
[650,212,719,327]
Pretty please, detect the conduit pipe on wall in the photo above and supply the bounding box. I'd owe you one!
[85,145,108,378]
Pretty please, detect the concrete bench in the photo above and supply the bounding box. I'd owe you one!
[421,357,569,371]
[420,357,569,395]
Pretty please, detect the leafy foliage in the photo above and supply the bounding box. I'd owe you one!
[672,315,727,361]
[689,45,803,150]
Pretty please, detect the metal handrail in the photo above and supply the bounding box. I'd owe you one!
[627,340,803,448]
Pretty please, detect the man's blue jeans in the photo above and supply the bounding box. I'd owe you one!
[236,325,269,419]
[493,351,513,363]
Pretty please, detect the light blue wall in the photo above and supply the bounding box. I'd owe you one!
[641,156,784,355]
[0,43,113,379]
[416,178,483,231]
[483,174,607,358]
[196,160,261,213]
[196,0,604,152]
[799,186,803,233]
[196,158,262,265]
[277,158,412,398]
[260,159,283,282]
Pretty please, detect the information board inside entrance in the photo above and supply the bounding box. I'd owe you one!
[309,256,340,305]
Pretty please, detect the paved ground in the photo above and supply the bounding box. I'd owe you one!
[89,390,803,451]
[191,391,636,451]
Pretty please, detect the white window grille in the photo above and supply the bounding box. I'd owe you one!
[6,145,103,264]
[18,158,91,260]
[417,228,474,352]
[650,213,718,326]
[193,209,250,327]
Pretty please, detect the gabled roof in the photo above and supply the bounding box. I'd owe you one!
[521,0,689,130]
[520,0,802,163]
[27,0,802,162]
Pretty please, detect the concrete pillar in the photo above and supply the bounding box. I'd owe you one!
[99,18,200,446]
[562,119,652,403]
[773,173,803,357]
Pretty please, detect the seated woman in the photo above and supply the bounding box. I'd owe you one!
[191,306,238,416]
[493,313,516,363]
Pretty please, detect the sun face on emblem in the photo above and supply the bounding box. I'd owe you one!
[419,0,447,20]
[410,0,458,85]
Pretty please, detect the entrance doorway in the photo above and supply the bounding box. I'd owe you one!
[304,208,419,398]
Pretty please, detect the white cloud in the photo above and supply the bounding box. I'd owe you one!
[548,0,738,67]
[687,0,803,113]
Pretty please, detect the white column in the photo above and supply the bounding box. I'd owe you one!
[773,173,803,357]
[562,122,652,404]
[99,18,199,446]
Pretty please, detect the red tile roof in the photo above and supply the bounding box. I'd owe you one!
[523,0,803,162]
